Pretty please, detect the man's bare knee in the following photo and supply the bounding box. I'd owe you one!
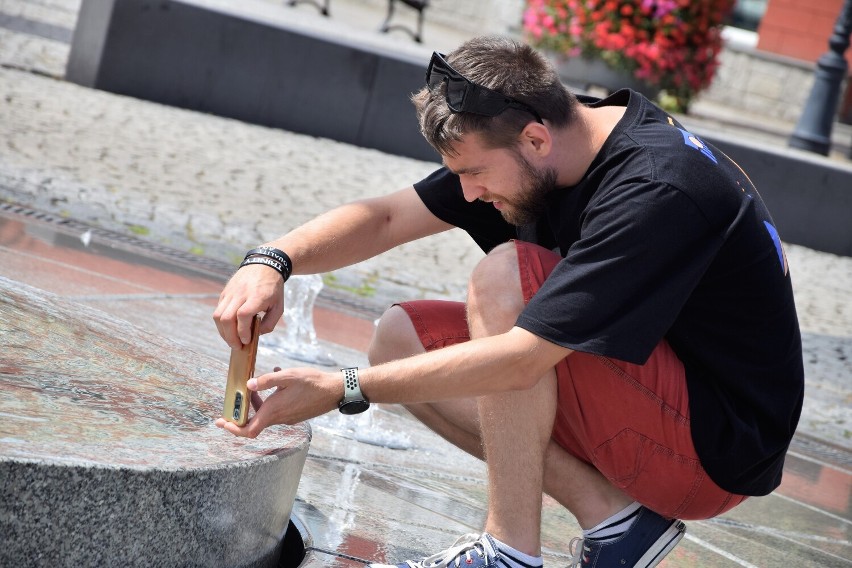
[468,242,525,335]
[368,304,424,365]
[469,242,522,301]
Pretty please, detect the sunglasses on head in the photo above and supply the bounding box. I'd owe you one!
[426,52,543,124]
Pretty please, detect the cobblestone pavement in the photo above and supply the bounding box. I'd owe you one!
[0,0,850,449]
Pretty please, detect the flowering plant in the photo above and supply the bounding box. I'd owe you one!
[523,0,735,111]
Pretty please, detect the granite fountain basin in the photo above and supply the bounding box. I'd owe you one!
[0,276,311,567]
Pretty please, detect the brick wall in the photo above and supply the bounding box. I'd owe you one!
[757,0,852,68]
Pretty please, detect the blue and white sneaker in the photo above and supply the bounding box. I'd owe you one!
[568,507,686,568]
[369,533,499,568]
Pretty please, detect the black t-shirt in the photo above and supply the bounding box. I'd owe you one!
[413,90,804,496]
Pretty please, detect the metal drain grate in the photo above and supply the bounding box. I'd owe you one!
[0,202,387,320]
[0,202,237,280]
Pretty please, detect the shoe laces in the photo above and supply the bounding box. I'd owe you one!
[407,533,496,568]
[567,537,589,568]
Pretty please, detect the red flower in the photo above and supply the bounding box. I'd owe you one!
[522,0,735,110]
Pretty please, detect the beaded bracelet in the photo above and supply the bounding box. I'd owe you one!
[240,246,292,282]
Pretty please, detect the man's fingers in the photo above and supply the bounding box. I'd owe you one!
[250,374,273,391]
[214,415,264,438]
[259,306,283,335]
[251,367,299,391]
[213,264,284,347]
[214,289,262,349]
[250,391,264,412]
[236,295,279,344]
[214,417,244,436]
[236,305,260,346]
[212,294,243,349]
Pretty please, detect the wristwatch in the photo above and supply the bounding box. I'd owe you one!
[338,367,370,415]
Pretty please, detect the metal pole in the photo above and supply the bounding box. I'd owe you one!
[788,0,852,155]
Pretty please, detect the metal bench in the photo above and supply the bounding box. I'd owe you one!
[287,0,330,16]
[380,0,429,43]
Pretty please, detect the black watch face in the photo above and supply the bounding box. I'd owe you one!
[338,400,370,415]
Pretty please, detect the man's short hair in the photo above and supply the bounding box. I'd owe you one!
[412,36,578,157]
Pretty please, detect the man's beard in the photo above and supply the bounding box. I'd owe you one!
[498,153,558,226]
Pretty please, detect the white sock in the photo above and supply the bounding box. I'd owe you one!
[582,501,643,543]
[490,535,543,568]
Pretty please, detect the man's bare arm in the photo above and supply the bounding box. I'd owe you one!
[269,186,452,275]
[213,186,452,347]
[215,327,574,436]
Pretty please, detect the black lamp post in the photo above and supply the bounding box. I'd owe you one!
[788,0,852,155]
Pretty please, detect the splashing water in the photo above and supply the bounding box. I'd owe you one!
[259,274,337,366]
[312,406,413,450]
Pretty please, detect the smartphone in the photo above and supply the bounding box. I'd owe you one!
[222,314,261,426]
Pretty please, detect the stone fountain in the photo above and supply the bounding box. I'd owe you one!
[0,276,311,566]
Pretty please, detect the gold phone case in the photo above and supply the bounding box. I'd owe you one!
[222,314,261,426]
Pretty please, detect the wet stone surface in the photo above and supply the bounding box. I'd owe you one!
[0,277,311,566]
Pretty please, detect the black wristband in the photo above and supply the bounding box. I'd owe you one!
[245,247,291,269]
[242,246,292,281]
[239,256,289,282]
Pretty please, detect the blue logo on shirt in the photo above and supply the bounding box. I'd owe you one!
[677,129,717,164]
[764,221,788,276]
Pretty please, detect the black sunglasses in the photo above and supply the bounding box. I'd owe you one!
[426,52,543,124]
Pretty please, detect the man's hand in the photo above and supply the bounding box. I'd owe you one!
[215,366,341,438]
[213,264,285,348]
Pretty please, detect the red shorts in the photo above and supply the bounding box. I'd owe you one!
[396,240,746,520]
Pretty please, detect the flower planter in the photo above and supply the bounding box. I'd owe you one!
[525,0,735,110]
[550,54,661,100]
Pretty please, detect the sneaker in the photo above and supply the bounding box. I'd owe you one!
[568,507,686,568]
[369,533,500,568]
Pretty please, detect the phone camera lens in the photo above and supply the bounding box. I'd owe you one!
[232,392,243,420]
